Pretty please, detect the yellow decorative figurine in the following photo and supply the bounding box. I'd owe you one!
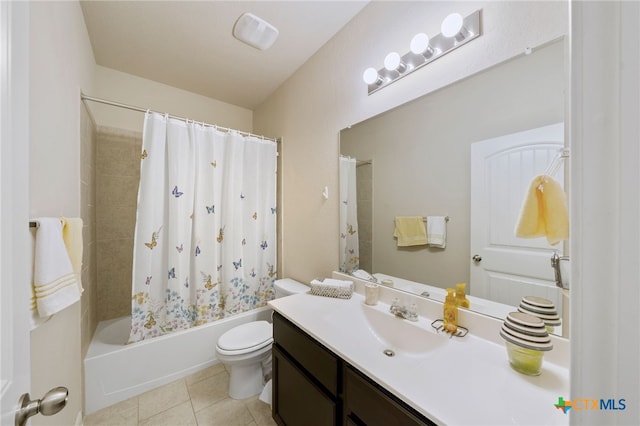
[455,282,470,309]
[443,288,458,334]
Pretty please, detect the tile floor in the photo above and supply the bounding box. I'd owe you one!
[83,363,277,426]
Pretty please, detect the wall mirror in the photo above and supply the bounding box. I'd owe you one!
[339,38,569,336]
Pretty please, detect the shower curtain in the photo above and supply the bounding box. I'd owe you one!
[339,156,359,273]
[129,112,277,343]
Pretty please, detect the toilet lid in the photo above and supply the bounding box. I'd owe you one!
[217,321,273,352]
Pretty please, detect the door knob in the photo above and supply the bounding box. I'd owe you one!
[15,387,68,426]
[472,254,482,263]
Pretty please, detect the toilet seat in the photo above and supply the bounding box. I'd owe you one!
[216,320,273,355]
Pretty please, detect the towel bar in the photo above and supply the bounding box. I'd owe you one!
[30,219,72,228]
[423,216,450,222]
[394,216,450,223]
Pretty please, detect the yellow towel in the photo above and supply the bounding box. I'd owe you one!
[394,216,427,247]
[61,217,84,293]
[515,175,569,245]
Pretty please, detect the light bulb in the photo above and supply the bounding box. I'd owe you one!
[384,52,401,71]
[441,13,464,38]
[410,32,435,58]
[410,33,430,54]
[362,67,380,85]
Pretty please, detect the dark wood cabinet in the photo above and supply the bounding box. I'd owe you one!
[343,365,435,426]
[272,345,337,426]
[272,312,434,426]
[272,312,340,426]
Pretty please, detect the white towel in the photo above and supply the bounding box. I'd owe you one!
[311,278,353,289]
[426,216,447,248]
[32,218,82,318]
[324,278,353,288]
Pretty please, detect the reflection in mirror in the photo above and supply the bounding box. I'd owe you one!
[339,38,568,335]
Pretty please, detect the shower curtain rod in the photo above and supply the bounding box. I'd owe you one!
[80,93,279,143]
[340,155,372,167]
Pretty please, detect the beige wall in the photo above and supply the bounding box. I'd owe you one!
[88,65,253,133]
[340,40,564,289]
[253,1,567,284]
[29,1,95,424]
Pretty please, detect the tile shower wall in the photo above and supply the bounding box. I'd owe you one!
[81,103,98,357]
[356,163,372,273]
[96,126,142,321]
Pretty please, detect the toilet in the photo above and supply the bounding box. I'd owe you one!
[215,278,308,399]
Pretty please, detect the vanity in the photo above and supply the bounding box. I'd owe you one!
[269,280,569,426]
[272,311,432,425]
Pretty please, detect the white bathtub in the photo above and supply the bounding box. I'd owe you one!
[84,306,273,414]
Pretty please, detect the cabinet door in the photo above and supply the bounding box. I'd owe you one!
[345,415,361,426]
[273,312,339,396]
[273,345,337,426]
[344,365,434,426]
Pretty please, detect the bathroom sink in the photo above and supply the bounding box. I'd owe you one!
[359,304,447,355]
[324,301,447,357]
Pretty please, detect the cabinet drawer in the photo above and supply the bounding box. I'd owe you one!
[273,345,337,426]
[273,312,339,396]
[344,365,434,426]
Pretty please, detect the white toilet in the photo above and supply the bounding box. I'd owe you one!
[215,278,308,399]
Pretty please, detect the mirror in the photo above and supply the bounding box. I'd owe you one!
[339,39,567,334]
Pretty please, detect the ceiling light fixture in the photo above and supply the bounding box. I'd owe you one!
[232,12,279,50]
[362,9,482,95]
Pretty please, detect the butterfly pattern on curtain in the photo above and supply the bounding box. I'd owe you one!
[339,156,359,273]
[129,112,277,343]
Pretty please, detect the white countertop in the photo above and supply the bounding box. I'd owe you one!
[269,292,569,426]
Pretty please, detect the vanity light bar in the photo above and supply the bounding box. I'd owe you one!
[364,9,482,95]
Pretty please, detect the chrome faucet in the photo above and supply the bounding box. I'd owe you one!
[389,298,419,322]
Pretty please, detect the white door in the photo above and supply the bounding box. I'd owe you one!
[470,123,565,313]
[0,2,31,424]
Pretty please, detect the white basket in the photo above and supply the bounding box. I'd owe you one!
[309,281,353,299]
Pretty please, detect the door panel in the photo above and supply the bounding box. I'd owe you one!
[470,123,565,313]
[0,2,31,424]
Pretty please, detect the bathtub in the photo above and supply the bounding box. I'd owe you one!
[84,306,273,414]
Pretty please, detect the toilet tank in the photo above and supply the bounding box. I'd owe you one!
[274,278,308,298]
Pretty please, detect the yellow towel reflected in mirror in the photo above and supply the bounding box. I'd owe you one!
[515,175,569,245]
[394,216,428,246]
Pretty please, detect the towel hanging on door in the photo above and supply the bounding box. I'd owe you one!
[32,218,82,318]
[515,175,569,245]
